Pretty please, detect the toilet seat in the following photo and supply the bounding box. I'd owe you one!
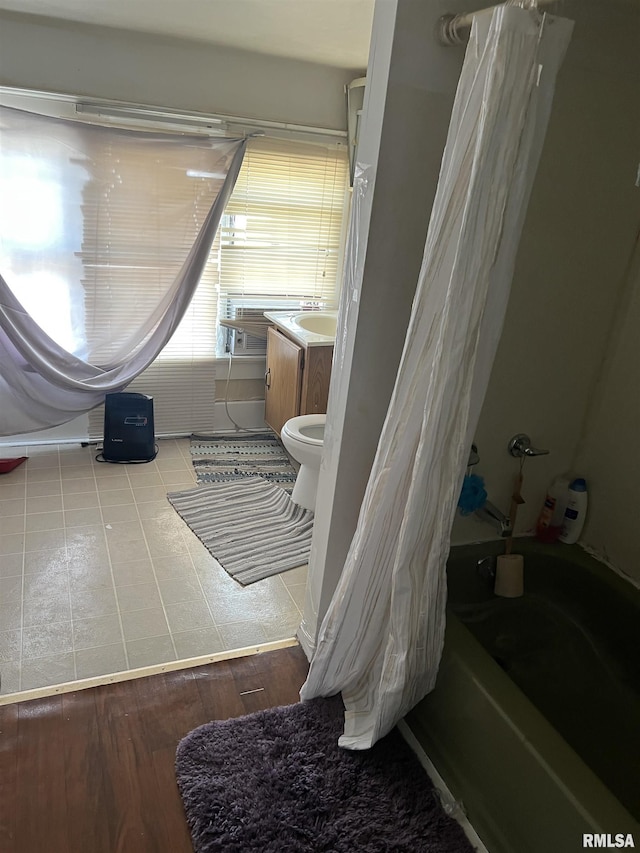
[282,414,325,446]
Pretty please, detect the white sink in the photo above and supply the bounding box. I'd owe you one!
[291,312,337,338]
[263,310,338,347]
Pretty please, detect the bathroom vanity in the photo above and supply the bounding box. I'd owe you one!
[263,311,336,435]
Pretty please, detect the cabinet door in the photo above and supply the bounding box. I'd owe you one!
[265,327,303,435]
[300,345,333,415]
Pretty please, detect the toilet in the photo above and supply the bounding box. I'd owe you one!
[280,414,326,511]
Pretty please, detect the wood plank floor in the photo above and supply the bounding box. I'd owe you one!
[0,645,310,853]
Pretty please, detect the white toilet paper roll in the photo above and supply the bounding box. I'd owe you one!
[494,554,524,598]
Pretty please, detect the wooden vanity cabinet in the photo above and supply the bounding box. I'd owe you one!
[264,326,333,436]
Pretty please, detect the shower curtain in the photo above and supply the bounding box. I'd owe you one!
[300,6,573,748]
[0,107,246,436]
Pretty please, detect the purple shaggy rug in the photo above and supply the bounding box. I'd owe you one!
[175,695,474,853]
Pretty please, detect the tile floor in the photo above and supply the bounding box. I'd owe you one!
[0,438,307,696]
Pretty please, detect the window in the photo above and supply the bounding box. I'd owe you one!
[218,136,349,334]
[0,141,86,356]
[0,95,349,437]
[127,136,349,433]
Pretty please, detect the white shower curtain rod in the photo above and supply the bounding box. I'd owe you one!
[438,0,558,45]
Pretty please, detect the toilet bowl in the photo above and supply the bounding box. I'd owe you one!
[280,414,326,511]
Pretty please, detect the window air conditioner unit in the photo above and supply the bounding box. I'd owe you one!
[228,324,266,356]
[223,302,271,356]
[223,299,305,356]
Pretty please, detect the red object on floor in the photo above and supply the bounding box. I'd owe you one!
[0,457,28,474]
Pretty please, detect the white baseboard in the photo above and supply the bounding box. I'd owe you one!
[212,400,267,432]
[0,413,90,446]
[0,400,268,447]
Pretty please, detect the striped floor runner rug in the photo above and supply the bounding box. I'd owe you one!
[167,478,313,585]
[190,432,297,491]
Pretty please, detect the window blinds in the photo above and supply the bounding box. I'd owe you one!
[81,135,347,438]
[218,137,349,325]
[83,135,226,438]
[104,229,221,436]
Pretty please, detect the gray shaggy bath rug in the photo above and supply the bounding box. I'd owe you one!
[175,695,474,853]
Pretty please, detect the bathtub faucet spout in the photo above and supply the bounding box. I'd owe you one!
[475,500,513,537]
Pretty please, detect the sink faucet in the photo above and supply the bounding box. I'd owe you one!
[475,500,513,537]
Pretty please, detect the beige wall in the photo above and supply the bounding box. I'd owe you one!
[451,0,640,571]
[576,246,640,580]
[215,379,265,403]
[0,11,356,131]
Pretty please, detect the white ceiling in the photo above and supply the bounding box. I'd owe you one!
[0,0,375,70]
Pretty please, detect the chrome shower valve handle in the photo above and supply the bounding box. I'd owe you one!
[508,433,549,458]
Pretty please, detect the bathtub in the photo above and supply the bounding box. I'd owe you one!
[405,540,640,853]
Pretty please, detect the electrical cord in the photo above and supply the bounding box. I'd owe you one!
[95,443,159,464]
[224,352,267,433]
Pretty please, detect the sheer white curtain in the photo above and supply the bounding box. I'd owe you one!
[0,107,246,436]
[300,6,573,748]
